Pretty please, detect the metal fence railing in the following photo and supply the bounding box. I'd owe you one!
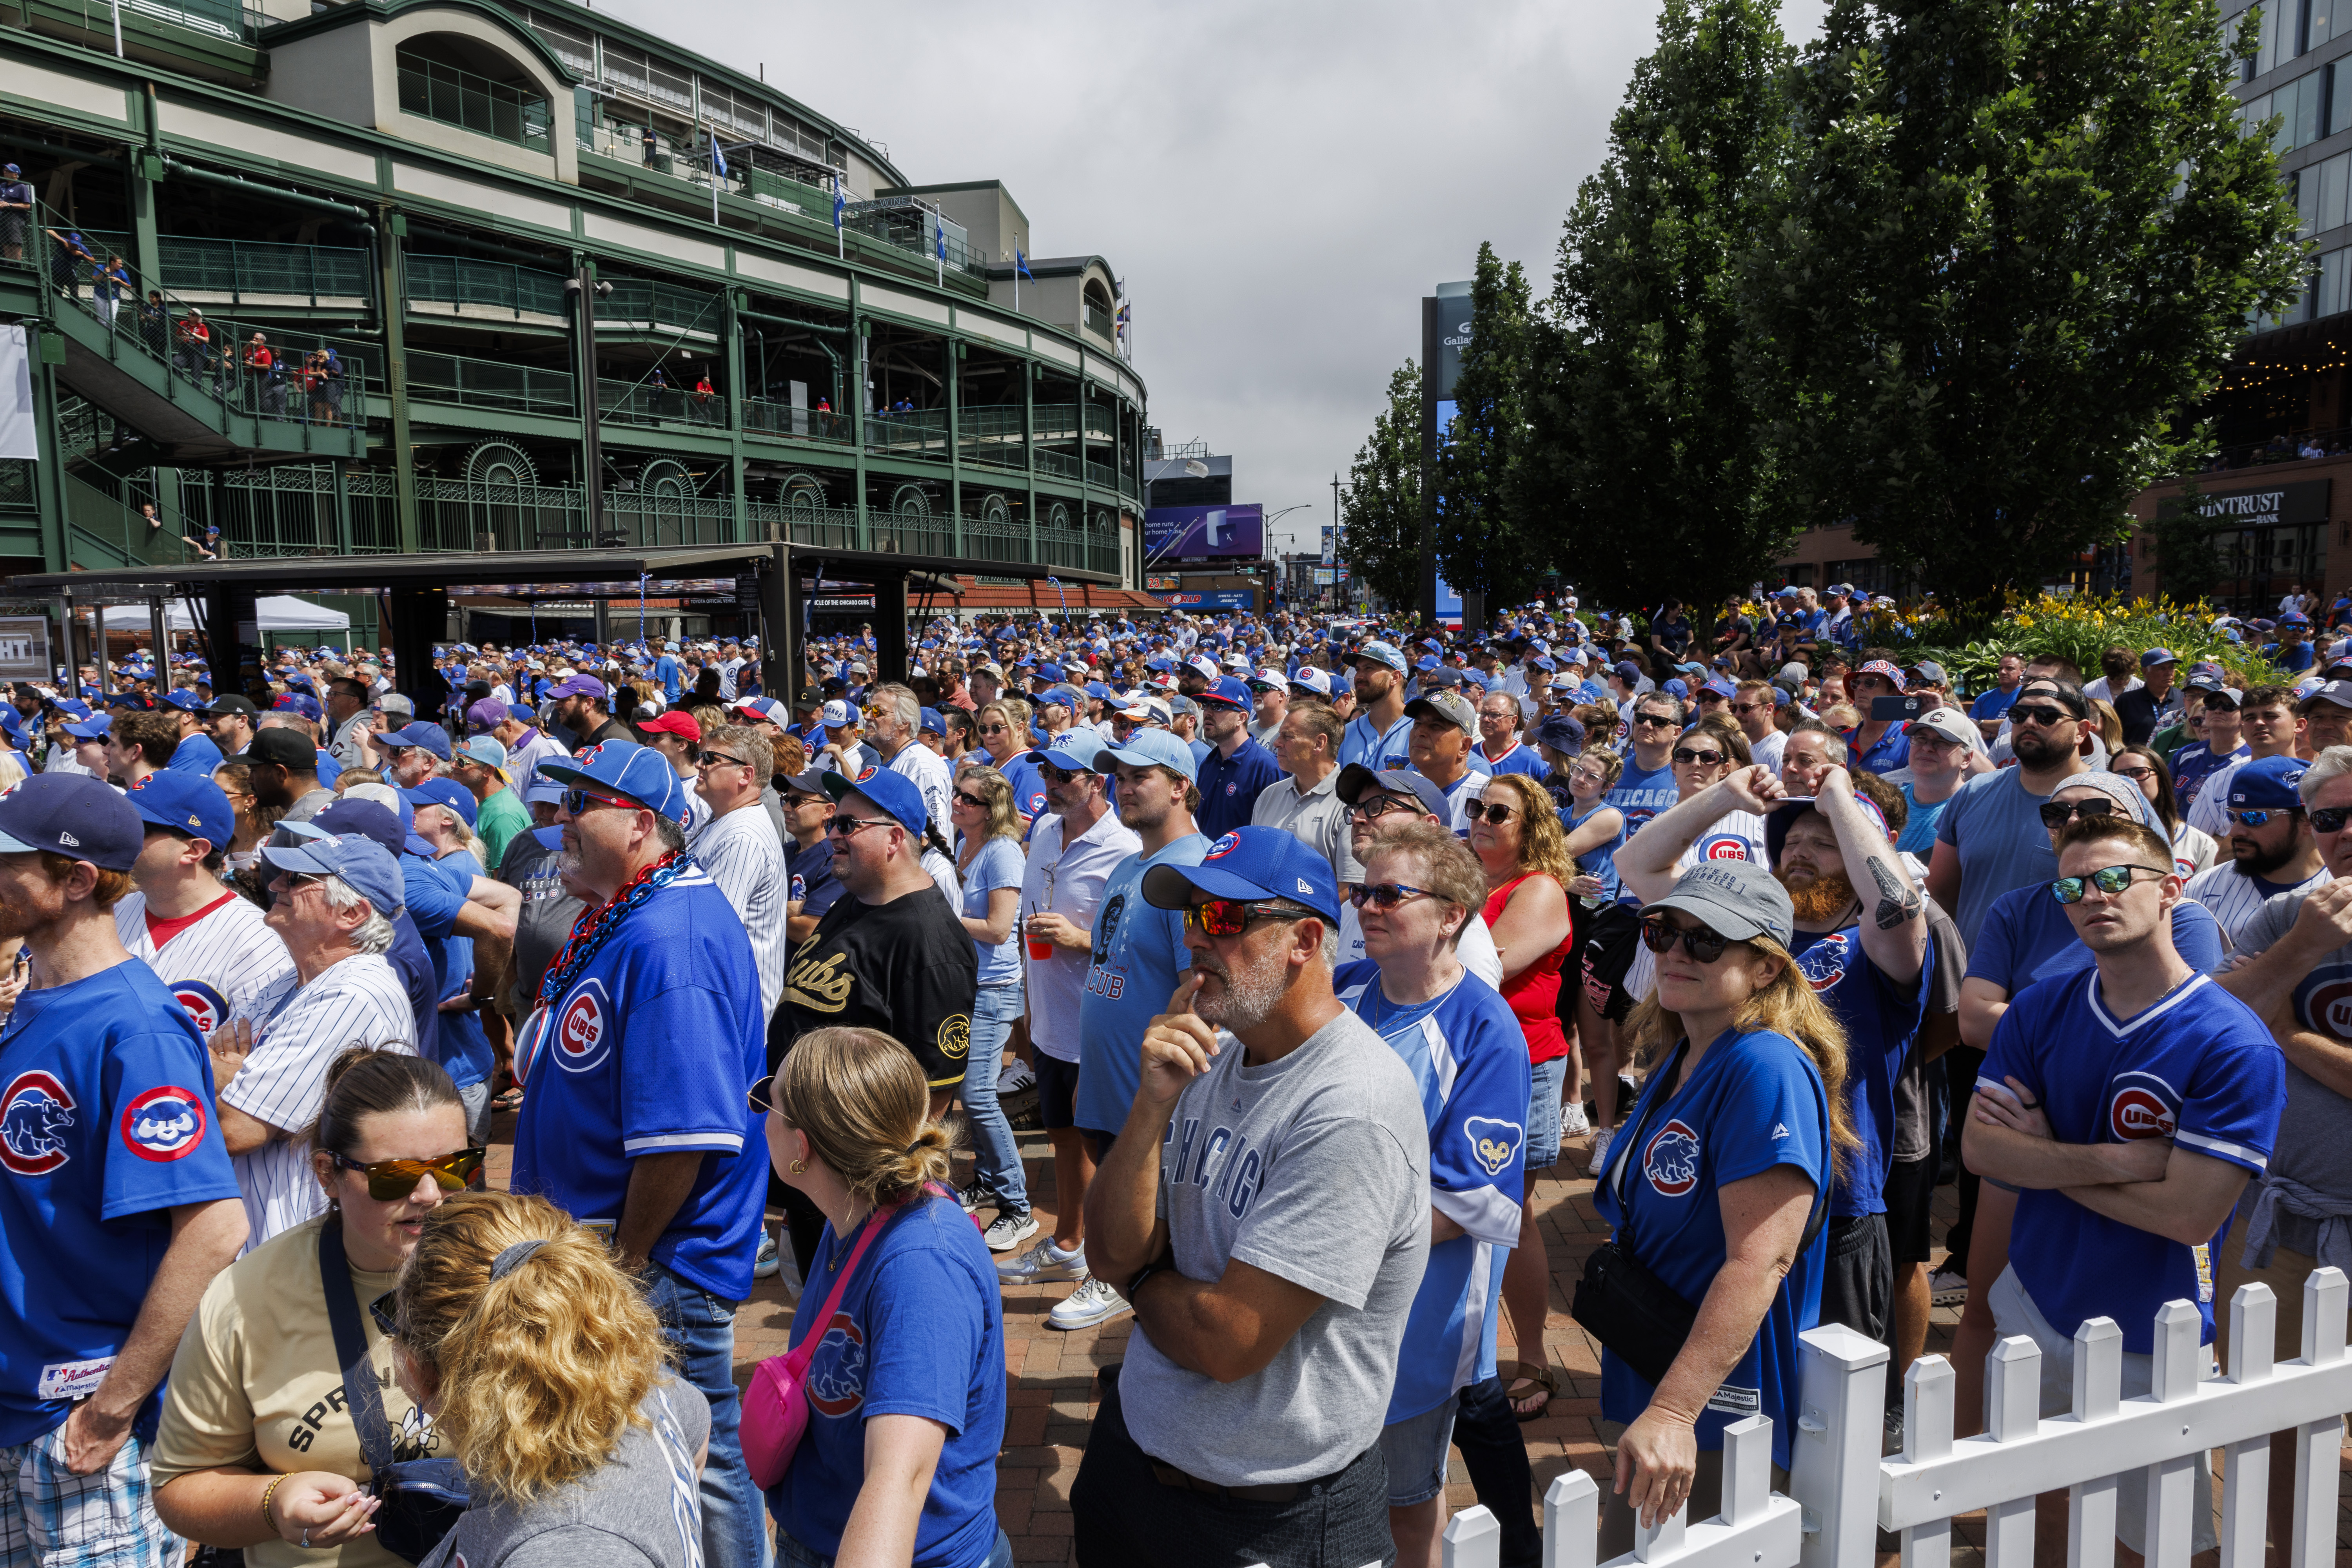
[865,409,949,460]
[396,51,552,152]
[597,376,726,429]
[740,399,852,445]
[405,254,569,320]
[75,229,370,310]
[406,350,575,416]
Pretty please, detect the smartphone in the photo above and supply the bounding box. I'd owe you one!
[1871,694,1926,722]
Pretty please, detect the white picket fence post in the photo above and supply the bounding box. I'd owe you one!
[1546,1468,1601,1568]
[1793,1323,1891,1568]
[1445,1505,1501,1566]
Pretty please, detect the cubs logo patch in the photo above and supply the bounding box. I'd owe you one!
[1205,833,1241,860]
[554,979,615,1073]
[1700,835,1750,861]
[120,1086,207,1162]
[1225,781,1238,795]
[807,1313,867,1417]
[938,1013,971,1061]
[2108,1070,2179,1142]
[0,1072,76,1176]
[1795,931,1853,993]
[2297,971,2352,1039]
[171,980,231,1036]
[1644,1119,1703,1198]
[1463,1116,1524,1178]
[857,765,877,782]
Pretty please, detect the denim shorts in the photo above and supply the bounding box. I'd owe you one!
[1378,1394,1460,1507]
[1526,1053,1569,1172]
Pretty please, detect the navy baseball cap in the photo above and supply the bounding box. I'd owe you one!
[260,832,406,918]
[377,720,452,761]
[403,778,478,829]
[820,764,931,836]
[540,739,687,823]
[2140,648,2180,668]
[124,770,234,849]
[1142,825,1342,925]
[1534,714,1587,756]
[1198,677,1252,710]
[1102,728,1198,781]
[2230,754,2309,811]
[0,774,143,870]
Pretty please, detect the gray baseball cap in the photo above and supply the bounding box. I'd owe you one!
[1404,691,1478,735]
[1639,860,1795,949]
[1334,763,1449,821]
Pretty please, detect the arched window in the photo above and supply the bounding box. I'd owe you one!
[396,34,553,152]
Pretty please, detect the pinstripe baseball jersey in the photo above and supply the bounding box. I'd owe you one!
[2180,861,2328,949]
[688,806,789,1020]
[114,889,296,1040]
[220,953,414,1252]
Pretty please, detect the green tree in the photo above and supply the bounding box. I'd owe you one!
[1436,242,1546,626]
[1751,0,2303,604]
[1519,0,1804,610]
[2146,476,2227,605]
[1340,360,1425,613]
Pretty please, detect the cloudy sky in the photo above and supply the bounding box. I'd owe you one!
[604,0,1829,557]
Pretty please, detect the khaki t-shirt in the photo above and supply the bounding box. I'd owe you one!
[154,1214,445,1568]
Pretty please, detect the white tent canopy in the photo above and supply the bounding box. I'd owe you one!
[160,595,351,632]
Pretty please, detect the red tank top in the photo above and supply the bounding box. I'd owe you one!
[1483,873,1573,1063]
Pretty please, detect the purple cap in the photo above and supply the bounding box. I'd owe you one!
[544,673,608,701]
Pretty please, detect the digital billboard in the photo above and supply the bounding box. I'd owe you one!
[1144,503,1264,559]
[1156,590,1256,610]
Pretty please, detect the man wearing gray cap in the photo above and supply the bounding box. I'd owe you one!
[1403,689,1486,834]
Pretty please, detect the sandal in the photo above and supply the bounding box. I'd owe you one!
[1501,1359,1559,1423]
[492,1088,524,1112]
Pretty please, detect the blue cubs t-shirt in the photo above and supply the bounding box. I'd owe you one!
[1605,759,1677,837]
[1076,834,1207,1137]
[412,849,492,1092]
[1336,962,1530,1423]
[998,752,1048,823]
[771,1193,1005,1568]
[1979,970,2283,1351]
[0,959,241,1445]
[1791,926,1932,1218]
[166,731,223,778]
[510,869,767,1300]
[1570,804,1625,904]
[960,835,1025,988]
[1967,885,2224,997]
[1595,1027,1829,1469]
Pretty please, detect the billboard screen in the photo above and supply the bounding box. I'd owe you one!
[1156,590,1256,610]
[1145,503,1263,559]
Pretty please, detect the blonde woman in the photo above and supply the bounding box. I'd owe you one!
[1594,862,1851,1555]
[393,1191,710,1567]
[947,764,1035,1250]
[758,1027,1010,1568]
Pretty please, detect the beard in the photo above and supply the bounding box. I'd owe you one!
[1191,947,1289,1033]
[2011,728,2071,768]
[1777,866,1858,927]
[2232,836,2299,878]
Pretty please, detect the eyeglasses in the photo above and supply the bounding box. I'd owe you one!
[1729,702,1766,716]
[2050,864,2171,903]
[331,1146,486,1202]
[2113,766,2158,784]
[952,790,990,809]
[784,794,828,811]
[2037,799,2121,829]
[1632,713,1678,729]
[978,722,1009,735]
[1348,796,1418,822]
[1671,748,1728,767]
[2008,704,2074,728]
[1468,801,1517,824]
[1347,882,1435,911]
[826,815,894,837]
[563,788,642,817]
[1639,917,1731,963]
[695,751,748,770]
[1182,899,1312,938]
[2227,806,2303,828]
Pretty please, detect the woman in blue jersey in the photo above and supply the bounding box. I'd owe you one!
[1594,860,1853,1553]
[948,764,1034,1252]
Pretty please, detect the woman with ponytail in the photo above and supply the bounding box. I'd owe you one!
[756,1026,1010,1568]
[387,1191,706,1566]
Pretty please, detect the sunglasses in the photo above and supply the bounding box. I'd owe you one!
[1671,748,1727,767]
[2008,704,2074,728]
[1639,917,1731,963]
[1632,713,1679,728]
[748,1074,775,1115]
[2314,806,2352,833]
[826,815,894,837]
[1040,763,1092,784]
[1729,701,1767,716]
[2113,766,2157,783]
[953,790,990,809]
[1347,882,1434,911]
[2227,806,2303,828]
[2037,799,2120,829]
[1183,898,1312,938]
[1348,796,1418,822]
[563,788,642,817]
[2050,864,2171,904]
[696,751,748,769]
[332,1146,486,1201]
[1468,801,1517,824]
[978,722,1009,735]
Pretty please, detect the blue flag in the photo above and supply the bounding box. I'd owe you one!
[713,138,727,177]
[833,190,845,230]
[936,227,947,261]
[1015,247,1031,280]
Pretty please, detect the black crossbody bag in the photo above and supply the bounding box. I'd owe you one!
[1570,1042,1827,1389]
[319,1222,470,1564]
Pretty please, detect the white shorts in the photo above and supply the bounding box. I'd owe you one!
[1988,1266,2218,1556]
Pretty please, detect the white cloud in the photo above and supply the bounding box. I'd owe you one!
[600,0,1830,552]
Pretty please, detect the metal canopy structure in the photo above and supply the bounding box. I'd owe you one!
[7,545,1109,706]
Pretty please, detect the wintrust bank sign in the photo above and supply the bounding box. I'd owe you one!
[2154,477,2331,528]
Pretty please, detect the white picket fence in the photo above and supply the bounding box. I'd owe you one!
[1373,1268,2352,1568]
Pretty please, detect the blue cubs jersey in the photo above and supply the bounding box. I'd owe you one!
[1474,740,1549,780]
[1336,962,1530,1423]
[1605,760,1678,836]
[1595,1027,1829,1470]
[998,752,1048,823]
[510,869,768,1300]
[1340,710,1413,772]
[1980,970,2283,1351]
[2171,741,2250,810]
[0,959,240,1445]
[1792,925,1932,1218]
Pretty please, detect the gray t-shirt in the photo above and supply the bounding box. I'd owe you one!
[1121,1007,1430,1486]
[1891,899,1967,1162]
[1935,766,2077,947]
[2221,889,2352,1238]
[419,1380,709,1568]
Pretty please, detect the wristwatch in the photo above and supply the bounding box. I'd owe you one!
[1121,1253,1177,1305]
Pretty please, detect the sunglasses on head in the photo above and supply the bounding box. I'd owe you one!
[1672,747,1727,767]
[332,1146,486,1202]
[2049,864,2169,904]
[1183,898,1312,938]
[1347,881,1434,911]
[1639,917,1732,963]
[2037,798,2120,829]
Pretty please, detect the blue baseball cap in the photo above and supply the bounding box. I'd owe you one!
[2229,754,2310,811]
[540,739,688,824]
[259,832,406,918]
[0,774,143,870]
[272,692,323,722]
[819,763,931,835]
[1140,825,1342,926]
[377,720,452,761]
[61,712,111,739]
[918,707,946,737]
[158,689,206,711]
[1102,728,1198,781]
[1198,677,1252,711]
[1334,763,1450,822]
[1354,641,1408,674]
[1042,729,1114,773]
[2140,648,2180,668]
[124,770,234,849]
[403,779,478,829]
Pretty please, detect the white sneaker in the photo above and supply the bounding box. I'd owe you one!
[752,1229,780,1279]
[1561,1098,1590,1139]
[1929,1266,1968,1307]
[956,1180,988,1215]
[1048,1276,1132,1330]
[997,1058,1036,1094]
[996,1237,1088,1285]
[983,1210,1040,1253]
[1586,1124,1615,1178]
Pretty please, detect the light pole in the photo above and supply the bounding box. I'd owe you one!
[1261,503,1311,609]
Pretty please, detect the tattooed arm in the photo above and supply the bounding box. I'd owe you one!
[1817,765,1927,984]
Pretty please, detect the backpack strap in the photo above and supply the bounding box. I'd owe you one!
[319,1220,396,1479]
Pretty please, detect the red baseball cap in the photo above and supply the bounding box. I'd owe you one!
[637,710,702,742]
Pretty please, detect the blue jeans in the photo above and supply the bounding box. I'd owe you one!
[646,1263,770,1568]
[962,983,1029,1216]
[777,1526,1012,1568]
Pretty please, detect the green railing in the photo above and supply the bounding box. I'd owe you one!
[746,501,859,549]
[1035,448,1080,480]
[406,350,575,416]
[180,466,397,555]
[1086,460,1119,491]
[740,165,836,218]
[742,399,852,445]
[405,254,568,319]
[1082,407,1116,443]
[76,230,370,310]
[1085,302,1115,339]
[396,51,552,152]
[0,461,34,517]
[866,409,949,461]
[961,510,1031,565]
[960,406,1028,470]
[601,279,720,335]
[598,377,726,430]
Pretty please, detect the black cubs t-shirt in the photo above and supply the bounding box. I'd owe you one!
[778,886,977,1089]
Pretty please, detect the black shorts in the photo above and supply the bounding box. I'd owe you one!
[1885,1153,1940,1267]
[1578,902,1644,1023]
[1037,1053,1081,1131]
[1818,1211,1892,1343]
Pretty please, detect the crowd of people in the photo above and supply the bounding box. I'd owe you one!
[0,575,2337,1568]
